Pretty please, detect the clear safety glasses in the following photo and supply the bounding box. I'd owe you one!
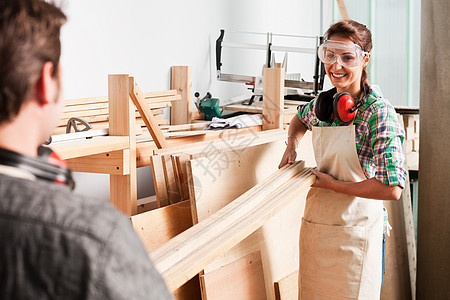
[318,40,368,68]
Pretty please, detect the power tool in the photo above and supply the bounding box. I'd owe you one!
[194,92,242,121]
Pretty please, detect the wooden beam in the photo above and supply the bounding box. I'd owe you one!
[108,74,137,216]
[162,154,180,205]
[135,126,263,168]
[262,68,284,130]
[171,66,192,125]
[150,155,169,207]
[154,128,285,156]
[336,0,350,20]
[173,154,191,202]
[66,149,129,175]
[129,75,168,149]
[143,89,177,99]
[160,123,208,132]
[150,161,314,291]
[51,136,129,160]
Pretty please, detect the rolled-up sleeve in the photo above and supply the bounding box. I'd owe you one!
[297,100,319,130]
[369,105,407,188]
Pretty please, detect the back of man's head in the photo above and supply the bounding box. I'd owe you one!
[0,0,66,125]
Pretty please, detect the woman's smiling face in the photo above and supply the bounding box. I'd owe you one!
[324,35,370,96]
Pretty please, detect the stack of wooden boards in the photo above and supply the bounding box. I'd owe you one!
[131,127,417,300]
[54,89,180,135]
[131,130,316,299]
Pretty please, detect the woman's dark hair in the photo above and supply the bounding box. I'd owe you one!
[0,0,66,124]
[324,20,372,91]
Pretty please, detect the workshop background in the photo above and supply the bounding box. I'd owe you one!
[53,0,450,298]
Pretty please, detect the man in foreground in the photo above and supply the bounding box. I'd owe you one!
[0,1,173,298]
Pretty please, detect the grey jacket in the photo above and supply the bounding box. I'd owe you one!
[0,172,173,299]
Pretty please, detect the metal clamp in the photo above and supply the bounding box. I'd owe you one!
[66,117,93,134]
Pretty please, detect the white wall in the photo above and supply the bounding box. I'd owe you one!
[59,0,326,201]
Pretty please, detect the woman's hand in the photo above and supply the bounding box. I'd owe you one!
[310,169,402,200]
[278,116,307,169]
[278,145,298,169]
[311,169,336,189]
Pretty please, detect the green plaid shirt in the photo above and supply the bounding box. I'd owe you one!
[298,85,407,188]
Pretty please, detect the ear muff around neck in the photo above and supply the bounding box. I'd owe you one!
[0,146,74,189]
[315,86,370,123]
[314,88,337,122]
[333,92,356,122]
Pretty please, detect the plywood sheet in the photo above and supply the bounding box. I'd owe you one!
[202,251,266,300]
[189,138,314,299]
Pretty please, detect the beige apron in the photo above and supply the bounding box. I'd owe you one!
[299,125,383,300]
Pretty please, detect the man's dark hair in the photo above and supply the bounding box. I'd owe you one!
[0,0,66,124]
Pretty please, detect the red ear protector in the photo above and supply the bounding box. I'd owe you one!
[315,86,369,122]
[0,146,74,189]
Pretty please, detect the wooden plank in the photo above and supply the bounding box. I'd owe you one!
[66,149,129,175]
[160,122,208,132]
[202,251,266,300]
[189,141,287,224]
[143,89,177,99]
[381,114,414,298]
[51,136,129,160]
[62,90,177,107]
[135,126,263,168]
[336,0,350,20]
[171,66,192,125]
[145,94,181,103]
[162,154,180,205]
[225,102,298,115]
[61,108,109,120]
[262,68,284,130]
[190,110,204,121]
[274,271,298,300]
[108,74,137,216]
[174,154,191,202]
[150,155,169,207]
[59,108,163,129]
[146,101,172,109]
[131,200,193,252]
[154,128,285,156]
[130,200,201,299]
[63,102,109,113]
[137,195,159,214]
[59,114,109,128]
[150,161,314,292]
[188,139,314,299]
[129,75,168,149]
[63,95,108,106]
[225,102,264,114]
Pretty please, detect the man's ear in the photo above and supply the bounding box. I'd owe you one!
[35,61,55,106]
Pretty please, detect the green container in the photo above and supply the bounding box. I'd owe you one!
[199,98,223,121]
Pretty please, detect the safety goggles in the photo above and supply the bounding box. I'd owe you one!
[318,40,368,68]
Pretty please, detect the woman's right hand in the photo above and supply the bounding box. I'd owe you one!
[278,145,298,169]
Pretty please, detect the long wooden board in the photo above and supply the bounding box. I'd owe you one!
[130,201,201,299]
[129,75,168,148]
[150,161,314,292]
[188,140,312,299]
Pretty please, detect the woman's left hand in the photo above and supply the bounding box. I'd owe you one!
[310,169,402,200]
[311,169,336,190]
